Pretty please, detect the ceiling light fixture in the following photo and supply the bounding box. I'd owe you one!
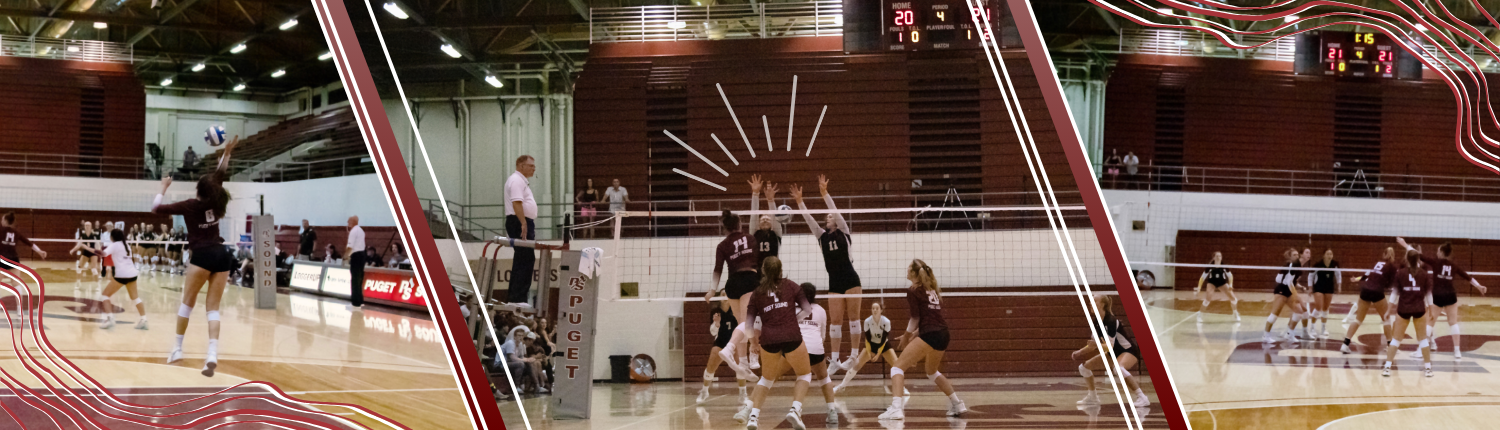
[93,22,107,29]
[160,77,173,86]
[485,75,504,88]
[319,51,334,60]
[231,43,247,54]
[234,83,247,91]
[271,69,287,78]
[383,2,409,19]
[280,19,298,30]
[440,44,462,58]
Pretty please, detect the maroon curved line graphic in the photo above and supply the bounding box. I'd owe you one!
[0,256,413,429]
[1086,0,1500,174]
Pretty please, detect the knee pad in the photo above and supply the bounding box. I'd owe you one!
[206,310,221,322]
[829,325,842,339]
[1079,364,1093,378]
[1292,312,1305,322]
[177,304,193,318]
[821,376,832,386]
[758,377,773,388]
[1452,324,1461,336]
[928,371,942,382]
[1119,367,1133,379]
[1266,314,1278,324]
[797,373,812,383]
[1389,339,1400,347]
[1419,339,1430,349]
[849,320,862,336]
[132,298,142,305]
[809,377,824,388]
[891,367,904,377]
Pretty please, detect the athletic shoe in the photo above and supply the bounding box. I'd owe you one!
[1320,330,1330,340]
[135,317,148,330]
[832,383,848,394]
[1133,392,1150,408]
[1340,343,1352,354]
[1196,312,1203,323]
[98,314,114,329]
[1381,362,1392,377]
[696,388,710,405]
[826,406,839,425]
[1233,311,1241,322]
[1077,392,1100,406]
[202,351,218,377]
[720,350,757,381]
[734,404,750,424]
[1455,350,1463,360]
[1262,333,1276,344]
[1425,366,1434,378]
[745,413,758,430]
[167,347,183,364]
[537,386,550,394]
[878,405,904,420]
[1280,331,1295,341]
[786,408,806,430]
[749,354,761,370]
[948,399,969,417]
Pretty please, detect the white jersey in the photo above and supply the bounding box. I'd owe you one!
[799,304,828,355]
[101,242,138,279]
[865,315,892,345]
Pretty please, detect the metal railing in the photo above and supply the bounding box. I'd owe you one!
[0,35,132,63]
[590,1,843,43]
[1098,163,1500,202]
[0,151,371,183]
[422,190,1093,241]
[1121,28,1297,61]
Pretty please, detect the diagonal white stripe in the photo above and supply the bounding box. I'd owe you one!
[673,168,728,191]
[806,105,828,157]
[762,115,773,152]
[712,133,740,166]
[717,84,756,158]
[787,75,798,152]
[664,130,728,176]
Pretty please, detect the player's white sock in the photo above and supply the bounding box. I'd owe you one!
[207,339,219,355]
[174,334,185,349]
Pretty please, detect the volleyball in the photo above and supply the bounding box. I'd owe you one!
[204,125,228,147]
[776,204,792,223]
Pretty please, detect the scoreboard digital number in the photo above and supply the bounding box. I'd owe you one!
[1320,31,1398,78]
[884,0,995,51]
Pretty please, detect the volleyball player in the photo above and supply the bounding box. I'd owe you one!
[0,212,47,283]
[1397,238,1487,360]
[734,256,813,430]
[791,176,864,372]
[84,229,148,330]
[795,282,840,426]
[1309,249,1341,339]
[707,209,761,382]
[153,135,239,377]
[1195,252,1239,322]
[98,222,116,280]
[1340,247,1398,354]
[1288,248,1317,339]
[1072,295,1150,408]
[1260,248,1308,344]
[1383,250,1435,377]
[748,175,783,370]
[71,222,100,278]
[878,259,967,421]
[698,297,749,405]
[167,225,186,275]
[832,302,907,398]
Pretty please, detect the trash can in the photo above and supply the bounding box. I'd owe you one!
[609,355,631,383]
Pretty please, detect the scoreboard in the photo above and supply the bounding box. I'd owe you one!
[883,0,996,51]
[1319,31,1399,78]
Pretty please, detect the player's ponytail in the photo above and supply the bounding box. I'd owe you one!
[1405,249,1420,269]
[720,210,737,232]
[1,212,13,226]
[1096,295,1116,318]
[1439,241,1453,258]
[758,256,783,294]
[909,259,939,298]
[109,229,130,256]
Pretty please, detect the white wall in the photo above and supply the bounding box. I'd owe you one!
[1103,190,1500,286]
[383,96,574,239]
[0,174,395,241]
[438,226,1111,380]
[146,82,349,165]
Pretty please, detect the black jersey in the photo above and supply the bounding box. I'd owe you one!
[819,229,855,274]
[1094,315,1138,356]
[1312,260,1339,289]
[754,229,781,265]
[1275,262,1301,287]
[1202,266,1230,286]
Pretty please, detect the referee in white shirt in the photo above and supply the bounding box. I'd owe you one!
[506,155,539,306]
[345,215,366,310]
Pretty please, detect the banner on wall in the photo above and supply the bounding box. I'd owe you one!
[290,262,425,310]
[481,258,564,299]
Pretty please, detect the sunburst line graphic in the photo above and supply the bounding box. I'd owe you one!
[673,76,829,190]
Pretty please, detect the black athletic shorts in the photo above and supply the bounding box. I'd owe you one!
[1116,347,1141,361]
[725,271,760,300]
[1273,284,1293,298]
[188,245,236,273]
[1398,310,1426,320]
[713,327,734,349]
[1207,279,1228,288]
[81,250,95,258]
[1359,288,1386,303]
[1433,292,1458,308]
[810,353,825,366]
[761,340,803,355]
[918,329,951,352]
[828,270,862,294]
[0,259,16,271]
[1313,282,1336,295]
[866,339,889,356]
[114,277,137,285]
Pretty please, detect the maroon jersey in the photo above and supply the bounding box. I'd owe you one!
[152,198,224,250]
[906,286,948,335]
[1394,266,1431,315]
[746,278,810,345]
[713,232,759,274]
[0,226,32,262]
[1418,254,1469,298]
[1361,260,1396,293]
